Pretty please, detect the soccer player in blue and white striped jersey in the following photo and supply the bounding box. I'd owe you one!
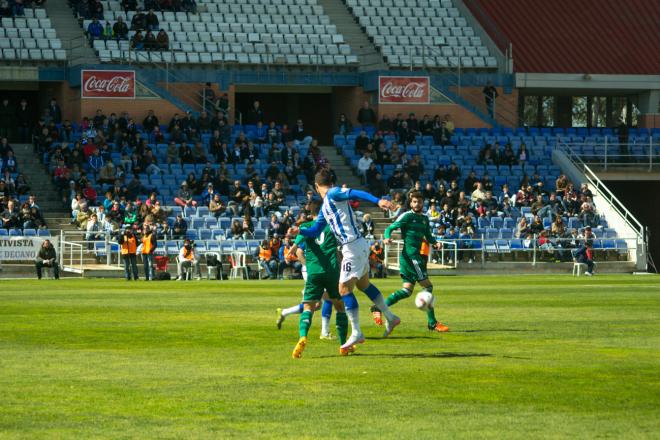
[293,169,401,350]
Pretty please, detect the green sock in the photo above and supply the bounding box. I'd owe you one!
[386,288,412,306]
[335,312,348,346]
[427,306,437,327]
[299,310,313,338]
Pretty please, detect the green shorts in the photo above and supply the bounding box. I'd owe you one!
[399,253,428,284]
[303,271,341,302]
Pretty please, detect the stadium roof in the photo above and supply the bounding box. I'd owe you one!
[469,0,660,75]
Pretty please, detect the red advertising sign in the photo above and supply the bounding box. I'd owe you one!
[378,76,430,104]
[81,70,136,99]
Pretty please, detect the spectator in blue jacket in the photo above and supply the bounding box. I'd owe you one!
[88,149,104,176]
[87,18,103,42]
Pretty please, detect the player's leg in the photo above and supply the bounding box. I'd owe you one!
[418,278,449,332]
[355,273,401,337]
[325,275,351,354]
[292,275,324,358]
[319,292,334,339]
[277,302,304,329]
[338,276,365,349]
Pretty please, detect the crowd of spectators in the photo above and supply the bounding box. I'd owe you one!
[346,111,605,264]
[0,0,44,18]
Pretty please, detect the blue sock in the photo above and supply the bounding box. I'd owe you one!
[298,303,304,313]
[363,283,382,301]
[343,292,359,310]
[321,300,333,319]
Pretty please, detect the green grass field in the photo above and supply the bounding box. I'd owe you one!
[1,275,659,439]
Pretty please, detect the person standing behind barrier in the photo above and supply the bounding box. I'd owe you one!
[141,225,157,281]
[119,229,139,281]
[35,239,59,280]
[482,81,498,119]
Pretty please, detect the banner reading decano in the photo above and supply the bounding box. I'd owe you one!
[378,76,430,104]
[81,70,136,99]
[0,237,49,261]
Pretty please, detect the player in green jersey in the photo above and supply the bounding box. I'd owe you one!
[378,190,449,333]
[288,200,353,358]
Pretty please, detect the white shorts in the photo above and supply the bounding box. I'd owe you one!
[339,237,370,284]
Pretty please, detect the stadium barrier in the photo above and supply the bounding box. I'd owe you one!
[558,138,659,171]
[384,235,636,270]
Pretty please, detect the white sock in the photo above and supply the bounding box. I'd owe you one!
[321,316,331,335]
[282,304,302,317]
[345,307,362,336]
[371,294,397,322]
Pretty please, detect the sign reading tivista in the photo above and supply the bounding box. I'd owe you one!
[379,76,430,104]
[0,237,48,261]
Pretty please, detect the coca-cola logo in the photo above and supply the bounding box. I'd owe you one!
[379,76,430,104]
[380,81,427,99]
[81,70,135,99]
[84,75,131,93]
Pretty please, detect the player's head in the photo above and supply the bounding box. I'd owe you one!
[314,168,334,196]
[307,199,322,217]
[408,190,424,213]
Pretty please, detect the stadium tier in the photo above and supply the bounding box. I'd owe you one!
[0,12,66,62]
[345,0,496,69]
[80,0,358,65]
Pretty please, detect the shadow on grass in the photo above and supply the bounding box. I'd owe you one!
[318,352,492,359]
[453,329,537,333]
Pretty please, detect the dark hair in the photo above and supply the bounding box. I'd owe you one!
[307,199,322,216]
[408,190,424,201]
[314,168,334,187]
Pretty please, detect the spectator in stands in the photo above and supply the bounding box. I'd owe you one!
[181,0,196,13]
[144,30,157,50]
[337,113,352,135]
[153,28,168,50]
[517,143,529,166]
[0,99,12,139]
[515,216,530,239]
[48,99,62,125]
[483,81,498,118]
[177,239,201,280]
[174,181,196,208]
[246,100,264,125]
[361,213,375,239]
[87,17,103,41]
[144,9,159,30]
[227,180,248,216]
[131,7,146,30]
[369,241,385,278]
[214,93,229,118]
[172,214,187,238]
[378,114,393,133]
[0,0,12,17]
[280,237,302,279]
[230,219,244,240]
[292,119,312,148]
[357,152,373,184]
[35,240,59,280]
[113,16,129,40]
[15,98,30,143]
[396,121,415,145]
[142,110,159,132]
[357,101,376,127]
[102,21,114,40]
[88,149,104,176]
[12,0,24,16]
[1,200,19,228]
[208,193,225,218]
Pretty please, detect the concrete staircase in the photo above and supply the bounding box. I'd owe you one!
[317,0,388,71]
[12,145,98,267]
[45,0,98,65]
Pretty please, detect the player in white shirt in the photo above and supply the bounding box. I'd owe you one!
[292,168,401,350]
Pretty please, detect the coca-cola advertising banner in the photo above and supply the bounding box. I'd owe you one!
[81,70,136,99]
[378,76,430,104]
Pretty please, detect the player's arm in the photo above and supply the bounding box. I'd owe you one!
[330,187,392,210]
[383,212,407,244]
[297,211,327,238]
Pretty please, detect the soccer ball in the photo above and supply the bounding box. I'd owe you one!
[415,290,435,311]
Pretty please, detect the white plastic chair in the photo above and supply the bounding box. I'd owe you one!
[229,252,249,280]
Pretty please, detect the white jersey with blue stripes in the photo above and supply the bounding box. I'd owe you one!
[321,187,362,245]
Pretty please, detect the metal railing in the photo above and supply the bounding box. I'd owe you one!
[385,235,637,270]
[59,230,84,274]
[557,138,659,171]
